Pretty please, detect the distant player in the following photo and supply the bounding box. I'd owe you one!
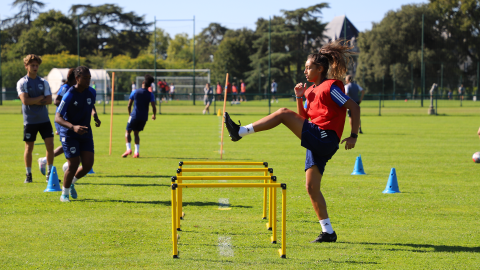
[122,74,157,158]
[344,75,364,134]
[203,83,213,114]
[17,54,54,183]
[231,82,238,103]
[240,79,247,102]
[55,66,101,202]
[38,68,76,178]
[131,81,136,92]
[271,79,278,103]
[169,83,175,101]
[224,40,360,243]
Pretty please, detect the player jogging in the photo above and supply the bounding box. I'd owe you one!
[240,79,247,102]
[271,79,278,103]
[55,66,101,202]
[17,54,54,183]
[345,75,364,134]
[38,68,76,178]
[224,40,360,243]
[122,74,157,158]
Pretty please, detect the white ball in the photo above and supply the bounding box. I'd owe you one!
[63,162,69,172]
[473,152,480,163]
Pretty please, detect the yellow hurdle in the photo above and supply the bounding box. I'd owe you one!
[175,161,275,232]
[171,182,286,259]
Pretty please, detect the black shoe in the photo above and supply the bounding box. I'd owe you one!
[24,173,33,183]
[224,112,242,142]
[359,127,363,134]
[46,171,50,182]
[310,231,337,243]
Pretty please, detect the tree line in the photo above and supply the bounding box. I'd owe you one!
[1,0,479,95]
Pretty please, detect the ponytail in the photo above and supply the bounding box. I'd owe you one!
[308,39,355,81]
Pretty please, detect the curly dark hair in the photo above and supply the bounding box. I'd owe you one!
[144,74,154,88]
[74,66,90,78]
[308,39,356,81]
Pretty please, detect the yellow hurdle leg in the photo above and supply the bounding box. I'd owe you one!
[177,178,182,231]
[271,184,277,243]
[172,185,178,258]
[278,186,286,258]
[262,171,267,219]
[266,181,273,230]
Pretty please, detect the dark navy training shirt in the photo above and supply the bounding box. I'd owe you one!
[57,86,96,138]
[129,88,155,121]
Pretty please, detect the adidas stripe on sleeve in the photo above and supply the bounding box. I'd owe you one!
[330,85,350,107]
[57,91,73,117]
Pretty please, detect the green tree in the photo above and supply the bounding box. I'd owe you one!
[166,33,193,63]
[357,4,456,94]
[1,0,45,26]
[196,23,228,64]
[144,28,171,59]
[70,4,151,57]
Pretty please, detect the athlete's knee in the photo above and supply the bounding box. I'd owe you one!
[44,139,54,151]
[25,142,34,153]
[276,107,293,115]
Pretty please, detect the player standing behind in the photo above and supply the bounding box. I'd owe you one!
[17,54,54,183]
[271,79,278,103]
[231,82,238,103]
[122,74,157,158]
[38,68,76,178]
[224,40,360,243]
[203,83,213,114]
[344,75,364,134]
[169,83,175,101]
[55,66,101,202]
[240,79,247,102]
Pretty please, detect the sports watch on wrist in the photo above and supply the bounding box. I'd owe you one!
[350,133,358,138]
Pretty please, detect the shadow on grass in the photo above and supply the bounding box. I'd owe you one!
[161,157,254,161]
[75,199,252,208]
[86,175,172,179]
[80,182,170,187]
[341,242,480,253]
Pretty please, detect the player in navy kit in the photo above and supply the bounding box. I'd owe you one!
[122,74,157,158]
[55,66,101,202]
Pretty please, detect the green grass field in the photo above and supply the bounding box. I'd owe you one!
[1,105,479,269]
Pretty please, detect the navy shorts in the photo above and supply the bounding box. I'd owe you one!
[301,120,339,175]
[61,136,94,159]
[24,122,54,142]
[54,122,61,135]
[126,117,147,131]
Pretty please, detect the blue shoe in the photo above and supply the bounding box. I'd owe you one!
[60,194,70,202]
[70,184,77,199]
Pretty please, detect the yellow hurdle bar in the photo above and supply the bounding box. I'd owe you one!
[179,168,269,172]
[175,176,273,181]
[171,182,286,259]
[179,161,267,166]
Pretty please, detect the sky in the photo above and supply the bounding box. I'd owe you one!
[1,0,428,37]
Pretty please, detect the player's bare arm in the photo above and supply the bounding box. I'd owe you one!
[36,95,52,105]
[18,92,45,105]
[341,99,360,150]
[294,83,308,119]
[127,99,134,115]
[54,95,63,106]
[151,101,157,120]
[92,105,101,127]
[55,112,88,135]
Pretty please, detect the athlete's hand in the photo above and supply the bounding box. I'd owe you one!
[94,117,101,127]
[294,83,307,98]
[73,125,88,135]
[341,137,357,150]
[152,114,156,120]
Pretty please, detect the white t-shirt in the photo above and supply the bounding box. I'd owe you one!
[169,85,175,94]
[132,84,136,92]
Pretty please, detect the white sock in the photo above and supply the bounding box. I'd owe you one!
[62,187,70,196]
[126,143,131,151]
[47,164,53,174]
[26,167,31,174]
[135,144,139,154]
[320,218,334,234]
[238,124,255,137]
[72,176,79,185]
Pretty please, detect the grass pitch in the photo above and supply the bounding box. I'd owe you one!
[0,107,479,269]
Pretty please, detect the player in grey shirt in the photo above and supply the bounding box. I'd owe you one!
[345,75,364,134]
[16,54,54,183]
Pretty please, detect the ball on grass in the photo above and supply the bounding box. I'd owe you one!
[473,152,480,163]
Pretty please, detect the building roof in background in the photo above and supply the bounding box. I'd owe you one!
[323,15,359,45]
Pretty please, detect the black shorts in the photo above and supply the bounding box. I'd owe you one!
[301,120,339,175]
[24,121,54,142]
[126,117,147,131]
[347,101,361,117]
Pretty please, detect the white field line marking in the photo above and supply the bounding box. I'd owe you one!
[218,236,234,257]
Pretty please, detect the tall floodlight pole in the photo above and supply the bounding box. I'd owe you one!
[193,16,196,105]
[477,62,479,99]
[77,15,80,66]
[421,13,424,107]
[154,16,157,100]
[441,63,443,96]
[0,28,2,106]
[393,64,396,100]
[268,17,271,115]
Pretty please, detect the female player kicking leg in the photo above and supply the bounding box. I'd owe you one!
[224,40,360,243]
[55,66,101,202]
